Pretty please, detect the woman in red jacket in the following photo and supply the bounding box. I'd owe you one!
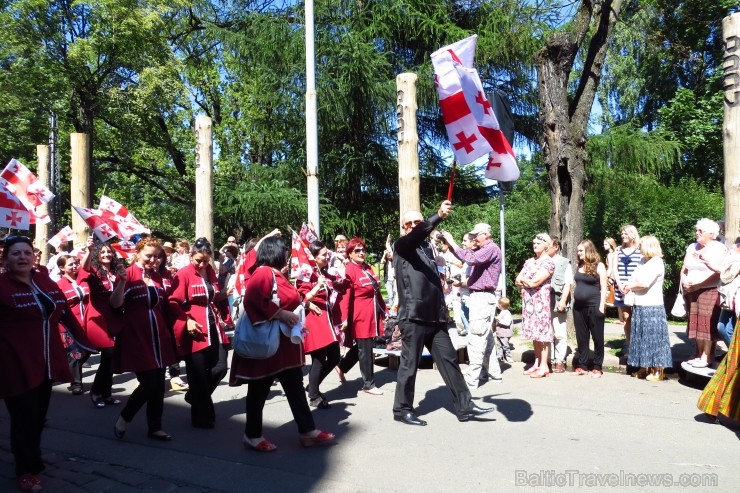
[337,237,386,394]
[0,236,93,492]
[77,238,125,408]
[112,237,176,441]
[169,238,229,428]
[56,254,90,395]
[230,235,335,452]
[296,240,347,409]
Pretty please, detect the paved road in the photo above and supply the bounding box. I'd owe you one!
[1,325,738,493]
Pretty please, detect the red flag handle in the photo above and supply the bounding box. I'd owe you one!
[446,160,457,202]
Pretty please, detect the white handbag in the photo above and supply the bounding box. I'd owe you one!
[670,287,686,318]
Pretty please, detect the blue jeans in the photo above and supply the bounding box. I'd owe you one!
[717,309,736,346]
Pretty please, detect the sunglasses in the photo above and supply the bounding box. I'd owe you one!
[352,248,366,253]
[3,235,32,248]
[404,219,422,227]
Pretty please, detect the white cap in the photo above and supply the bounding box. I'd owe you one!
[469,223,491,236]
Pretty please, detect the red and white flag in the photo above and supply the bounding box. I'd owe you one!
[299,223,318,245]
[48,226,76,249]
[111,240,137,260]
[0,188,31,230]
[0,159,55,210]
[98,195,150,239]
[431,35,519,181]
[289,228,316,282]
[72,206,118,242]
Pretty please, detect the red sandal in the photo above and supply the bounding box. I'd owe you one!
[573,368,589,376]
[243,435,278,452]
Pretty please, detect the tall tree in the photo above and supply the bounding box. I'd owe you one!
[535,0,625,257]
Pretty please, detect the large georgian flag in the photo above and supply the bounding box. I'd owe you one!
[431,35,519,181]
[72,206,118,242]
[0,158,55,210]
[0,188,31,229]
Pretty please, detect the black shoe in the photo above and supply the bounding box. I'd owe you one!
[457,405,494,422]
[148,431,173,441]
[192,420,215,429]
[394,412,427,426]
[310,397,331,409]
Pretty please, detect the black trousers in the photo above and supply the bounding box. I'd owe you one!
[244,366,314,439]
[338,337,375,389]
[393,321,471,416]
[91,347,114,398]
[573,305,606,370]
[120,368,167,434]
[184,343,228,425]
[307,342,341,400]
[4,380,52,476]
[69,352,91,389]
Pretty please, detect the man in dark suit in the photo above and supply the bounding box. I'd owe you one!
[392,200,493,426]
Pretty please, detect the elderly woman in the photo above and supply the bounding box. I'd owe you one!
[572,240,608,378]
[0,236,93,492]
[78,238,125,408]
[336,237,387,394]
[623,236,673,381]
[681,218,727,368]
[56,254,90,395]
[230,236,335,451]
[613,225,642,357]
[296,240,347,409]
[112,237,177,441]
[169,238,229,428]
[515,233,555,379]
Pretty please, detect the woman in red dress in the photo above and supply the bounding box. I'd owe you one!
[56,254,90,395]
[112,237,176,441]
[296,240,348,409]
[169,238,229,428]
[0,236,93,492]
[77,238,125,408]
[230,235,335,452]
[337,237,386,394]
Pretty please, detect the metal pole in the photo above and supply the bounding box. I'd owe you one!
[305,0,320,236]
[498,185,506,298]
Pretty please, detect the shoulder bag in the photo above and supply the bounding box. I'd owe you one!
[232,269,282,359]
[670,286,686,318]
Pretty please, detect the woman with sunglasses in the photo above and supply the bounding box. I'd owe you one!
[336,237,387,394]
[169,238,229,428]
[56,254,90,395]
[78,237,126,408]
[230,235,335,451]
[112,237,177,441]
[296,240,348,409]
[0,236,93,492]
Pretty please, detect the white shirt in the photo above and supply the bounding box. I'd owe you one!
[631,257,665,306]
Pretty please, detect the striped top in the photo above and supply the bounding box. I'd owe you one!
[614,247,642,302]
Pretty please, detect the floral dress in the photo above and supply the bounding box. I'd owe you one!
[520,256,555,342]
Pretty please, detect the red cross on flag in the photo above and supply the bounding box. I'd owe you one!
[0,159,55,210]
[289,227,316,283]
[299,223,319,245]
[431,35,519,181]
[0,188,31,230]
[98,195,150,239]
[48,226,76,249]
[73,206,118,242]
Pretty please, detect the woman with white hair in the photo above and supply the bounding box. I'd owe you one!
[681,218,727,368]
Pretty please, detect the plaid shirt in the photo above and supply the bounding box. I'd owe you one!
[454,240,501,292]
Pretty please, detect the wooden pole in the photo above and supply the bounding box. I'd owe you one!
[305,0,320,236]
[397,73,420,232]
[35,145,50,263]
[70,133,91,244]
[194,115,213,242]
[724,13,740,242]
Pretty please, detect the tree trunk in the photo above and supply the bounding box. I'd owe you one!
[535,0,625,340]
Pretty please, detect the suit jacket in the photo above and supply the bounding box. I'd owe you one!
[392,212,448,324]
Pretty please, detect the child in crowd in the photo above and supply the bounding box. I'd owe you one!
[495,297,514,364]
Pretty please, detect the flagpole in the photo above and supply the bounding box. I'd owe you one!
[446,159,457,202]
[305,0,320,236]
